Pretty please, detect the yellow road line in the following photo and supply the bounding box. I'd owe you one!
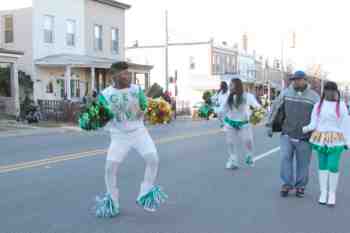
[0,149,106,170]
[0,129,220,174]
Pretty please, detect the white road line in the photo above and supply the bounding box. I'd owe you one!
[253,147,280,162]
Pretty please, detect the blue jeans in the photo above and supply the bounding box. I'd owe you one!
[280,134,312,189]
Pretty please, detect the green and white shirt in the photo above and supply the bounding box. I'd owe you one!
[102,84,148,133]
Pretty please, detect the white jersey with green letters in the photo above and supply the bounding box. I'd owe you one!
[102,84,147,133]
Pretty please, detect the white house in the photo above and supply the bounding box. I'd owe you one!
[127,40,238,105]
[0,0,151,102]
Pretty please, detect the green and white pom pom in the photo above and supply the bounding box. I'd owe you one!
[138,86,148,112]
[79,95,114,131]
[136,186,168,212]
[95,193,120,218]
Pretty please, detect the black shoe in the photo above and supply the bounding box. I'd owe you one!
[295,188,305,198]
[280,186,290,197]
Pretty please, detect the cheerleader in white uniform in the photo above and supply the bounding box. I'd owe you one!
[303,81,349,206]
[220,78,261,169]
[95,62,167,218]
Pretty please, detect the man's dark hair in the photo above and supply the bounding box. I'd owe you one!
[110,61,129,74]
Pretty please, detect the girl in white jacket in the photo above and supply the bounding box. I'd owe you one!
[303,81,349,206]
[220,78,261,169]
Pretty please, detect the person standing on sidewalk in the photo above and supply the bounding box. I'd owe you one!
[303,81,349,206]
[266,71,320,198]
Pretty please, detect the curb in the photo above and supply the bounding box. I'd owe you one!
[0,128,67,138]
[0,116,212,138]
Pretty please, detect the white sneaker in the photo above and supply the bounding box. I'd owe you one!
[225,160,232,169]
[225,160,239,169]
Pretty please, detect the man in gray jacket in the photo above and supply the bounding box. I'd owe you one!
[267,71,320,197]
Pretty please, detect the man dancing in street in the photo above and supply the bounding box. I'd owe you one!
[95,62,167,217]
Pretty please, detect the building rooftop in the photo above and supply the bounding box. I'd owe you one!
[92,0,131,10]
[34,54,152,70]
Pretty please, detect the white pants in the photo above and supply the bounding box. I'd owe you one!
[107,127,157,163]
[225,125,254,165]
[105,127,159,202]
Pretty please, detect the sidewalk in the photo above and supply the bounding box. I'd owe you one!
[0,119,80,138]
[0,115,195,138]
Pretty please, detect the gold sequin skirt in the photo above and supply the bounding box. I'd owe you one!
[310,131,346,147]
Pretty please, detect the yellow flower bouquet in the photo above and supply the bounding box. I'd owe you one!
[249,108,266,126]
[145,97,172,125]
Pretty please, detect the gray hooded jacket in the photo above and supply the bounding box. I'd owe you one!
[267,84,320,140]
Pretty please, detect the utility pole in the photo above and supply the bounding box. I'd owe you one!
[125,11,213,92]
[165,10,169,92]
[281,39,285,89]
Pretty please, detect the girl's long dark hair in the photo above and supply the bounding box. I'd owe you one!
[219,81,228,94]
[227,78,244,109]
[317,81,340,118]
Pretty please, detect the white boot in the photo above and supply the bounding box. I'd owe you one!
[318,170,328,205]
[328,172,339,206]
[225,154,239,169]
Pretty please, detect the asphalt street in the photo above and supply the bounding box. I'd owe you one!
[0,119,349,233]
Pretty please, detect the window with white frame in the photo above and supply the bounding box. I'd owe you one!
[4,15,14,43]
[44,15,54,43]
[66,19,76,47]
[94,25,103,51]
[111,28,119,54]
[70,79,80,98]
